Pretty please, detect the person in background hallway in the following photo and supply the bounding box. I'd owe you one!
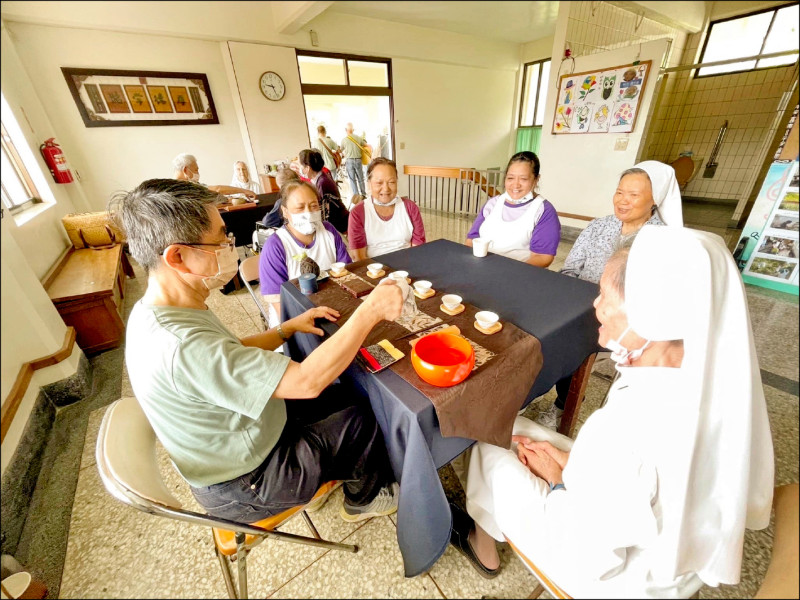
[340,123,367,197]
[453,225,774,597]
[313,125,341,177]
[348,158,426,260]
[112,178,402,527]
[172,153,257,200]
[230,161,262,195]
[538,160,683,430]
[297,149,349,236]
[465,151,561,267]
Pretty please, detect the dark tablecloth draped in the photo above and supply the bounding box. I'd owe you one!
[280,239,600,577]
[219,192,279,246]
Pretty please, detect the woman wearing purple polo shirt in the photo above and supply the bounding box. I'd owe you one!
[466,152,561,267]
[259,180,351,325]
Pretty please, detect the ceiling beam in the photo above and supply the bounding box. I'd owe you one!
[271,1,333,35]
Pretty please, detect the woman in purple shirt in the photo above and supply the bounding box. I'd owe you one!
[259,180,351,325]
[298,149,349,235]
[466,152,561,267]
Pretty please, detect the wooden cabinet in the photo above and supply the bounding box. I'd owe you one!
[45,245,128,355]
[258,173,280,193]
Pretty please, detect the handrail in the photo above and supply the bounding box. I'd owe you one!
[1,326,77,442]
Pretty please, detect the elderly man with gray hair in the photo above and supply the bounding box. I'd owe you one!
[340,123,367,197]
[172,153,258,200]
[109,178,402,524]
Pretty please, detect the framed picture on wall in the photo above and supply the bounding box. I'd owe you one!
[552,60,651,135]
[61,67,219,127]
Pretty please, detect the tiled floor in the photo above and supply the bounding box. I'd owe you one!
[53,205,798,598]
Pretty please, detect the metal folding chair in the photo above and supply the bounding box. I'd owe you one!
[96,397,357,599]
[238,255,273,329]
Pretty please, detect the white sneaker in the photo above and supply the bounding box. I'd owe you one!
[340,482,399,522]
[536,404,563,430]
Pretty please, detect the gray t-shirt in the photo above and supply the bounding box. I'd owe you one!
[125,301,290,487]
[340,134,365,160]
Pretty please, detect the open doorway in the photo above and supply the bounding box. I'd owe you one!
[297,51,394,203]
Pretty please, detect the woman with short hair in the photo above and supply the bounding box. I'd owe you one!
[297,148,349,235]
[348,158,426,260]
[259,180,350,323]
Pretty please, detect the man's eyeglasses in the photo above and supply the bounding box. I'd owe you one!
[167,233,235,252]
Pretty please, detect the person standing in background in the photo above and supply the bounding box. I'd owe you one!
[313,125,341,177]
[340,123,367,197]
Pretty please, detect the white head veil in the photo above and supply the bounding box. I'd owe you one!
[624,225,773,586]
[634,161,683,226]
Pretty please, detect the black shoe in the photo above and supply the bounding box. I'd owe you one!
[449,503,500,579]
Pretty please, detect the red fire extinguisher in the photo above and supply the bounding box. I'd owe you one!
[40,138,74,184]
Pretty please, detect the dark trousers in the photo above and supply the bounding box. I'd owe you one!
[554,374,571,410]
[191,384,395,523]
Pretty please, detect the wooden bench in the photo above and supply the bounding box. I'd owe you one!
[43,244,132,355]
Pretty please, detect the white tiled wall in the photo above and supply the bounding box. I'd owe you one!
[645,31,798,201]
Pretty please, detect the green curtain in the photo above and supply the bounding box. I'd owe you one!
[515,127,542,154]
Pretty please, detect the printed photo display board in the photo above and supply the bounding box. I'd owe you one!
[552,61,651,134]
[742,160,799,295]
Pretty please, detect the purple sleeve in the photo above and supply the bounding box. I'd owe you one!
[322,221,352,264]
[467,197,497,239]
[404,199,426,245]
[529,201,561,256]
[258,233,289,296]
[347,203,367,250]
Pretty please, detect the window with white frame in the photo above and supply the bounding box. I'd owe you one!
[698,3,799,77]
[518,59,551,127]
[1,121,42,214]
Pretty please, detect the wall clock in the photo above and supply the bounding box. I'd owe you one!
[259,71,285,101]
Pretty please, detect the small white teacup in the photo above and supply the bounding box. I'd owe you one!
[413,280,432,294]
[330,261,346,274]
[368,262,383,276]
[472,238,491,258]
[475,310,499,329]
[390,270,409,282]
[442,294,462,311]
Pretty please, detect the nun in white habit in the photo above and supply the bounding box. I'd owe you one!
[230,161,262,195]
[560,160,683,285]
[459,225,774,598]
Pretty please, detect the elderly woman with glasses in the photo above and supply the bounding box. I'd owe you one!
[449,225,774,598]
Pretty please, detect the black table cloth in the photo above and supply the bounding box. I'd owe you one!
[220,192,278,246]
[280,239,600,577]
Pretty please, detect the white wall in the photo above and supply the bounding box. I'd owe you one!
[5,21,249,210]
[538,38,670,224]
[392,58,517,177]
[226,42,311,173]
[521,36,556,64]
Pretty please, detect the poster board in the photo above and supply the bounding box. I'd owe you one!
[741,161,799,295]
[552,60,651,135]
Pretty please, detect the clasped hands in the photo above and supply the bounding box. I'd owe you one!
[511,436,570,488]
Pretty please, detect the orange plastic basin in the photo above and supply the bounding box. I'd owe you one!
[411,332,475,387]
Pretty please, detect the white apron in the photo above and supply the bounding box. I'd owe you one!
[364,196,413,258]
[275,223,338,279]
[478,195,546,261]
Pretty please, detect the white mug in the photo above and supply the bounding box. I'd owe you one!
[472,238,492,257]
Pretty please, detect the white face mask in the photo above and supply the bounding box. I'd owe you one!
[195,244,239,290]
[373,195,400,207]
[604,325,650,365]
[503,191,534,205]
[290,210,322,235]
[188,170,200,183]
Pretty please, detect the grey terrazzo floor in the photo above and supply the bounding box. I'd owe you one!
[15,203,798,599]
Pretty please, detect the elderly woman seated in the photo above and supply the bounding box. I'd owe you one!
[348,158,426,260]
[465,151,561,267]
[538,160,683,429]
[297,148,349,235]
[231,160,262,195]
[259,180,351,324]
[450,225,774,597]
